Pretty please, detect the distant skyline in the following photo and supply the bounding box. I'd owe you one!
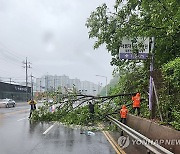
[0,73,104,86]
[0,0,115,86]
[35,74,101,95]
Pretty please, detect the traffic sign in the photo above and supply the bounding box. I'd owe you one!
[120,53,149,60]
[119,37,149,60]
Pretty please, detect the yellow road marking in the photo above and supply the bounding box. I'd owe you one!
[99,124,126,154]
[102,130,122,154]
[103,130,126,154]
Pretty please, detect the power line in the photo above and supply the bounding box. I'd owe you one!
[0,42,48,80]
[0,54,22,67]
[0,42,24,61]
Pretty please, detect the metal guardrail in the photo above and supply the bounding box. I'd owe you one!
[107,116,174,154]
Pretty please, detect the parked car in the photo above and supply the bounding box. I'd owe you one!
[0,99,16,108]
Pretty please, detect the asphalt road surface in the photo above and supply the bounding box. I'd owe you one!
[0,102,116,154]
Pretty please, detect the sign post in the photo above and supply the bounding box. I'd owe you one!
[149,37,155,119]
[119,37,155,117]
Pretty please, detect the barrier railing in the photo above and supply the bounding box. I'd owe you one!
[107,116,173,154]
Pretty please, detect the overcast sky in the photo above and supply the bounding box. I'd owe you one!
[0,0,115,86]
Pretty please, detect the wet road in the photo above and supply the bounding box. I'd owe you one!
[0,103,116,154]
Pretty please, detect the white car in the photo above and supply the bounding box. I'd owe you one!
[0,99,16,108]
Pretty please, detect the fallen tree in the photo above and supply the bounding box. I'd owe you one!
[31,91,137,126]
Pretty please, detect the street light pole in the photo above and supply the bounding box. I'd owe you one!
[96,75,108,96]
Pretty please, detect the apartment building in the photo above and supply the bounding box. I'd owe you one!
[35,75,101,95]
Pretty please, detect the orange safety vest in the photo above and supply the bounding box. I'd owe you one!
[132,93,140,108]
[120,105,128,118]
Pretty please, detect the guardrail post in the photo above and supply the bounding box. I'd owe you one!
[147,149,151,154]
[121,130,124,136]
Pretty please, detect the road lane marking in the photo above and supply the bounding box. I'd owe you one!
[102,131,122,154]
[43,122,56,135]
[17,117,28,121]
[102,130,126,154]
[99,124,126,154]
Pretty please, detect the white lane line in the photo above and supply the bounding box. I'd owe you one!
[17,117,28,121]
[43,122,56,135]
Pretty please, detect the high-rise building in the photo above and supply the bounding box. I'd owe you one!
[35,75,101,95]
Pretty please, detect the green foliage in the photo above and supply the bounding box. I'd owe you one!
[59,106,90,125]
[31,58,180,130]
[105,123,119,132]
[107,58,180,130]
[162,57,180,91]
[85,0,180,131]
[86,0,180,68]
[170,110,180,131]
[99,74,120,96]
[110,64,148,99]
[31,97,118,127]
[158,58,180,130]
[108,65,150,119]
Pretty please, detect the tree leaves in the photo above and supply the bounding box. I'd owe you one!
[86,0,180,67]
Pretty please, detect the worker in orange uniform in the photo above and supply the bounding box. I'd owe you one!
[120,105,128,124]
[132,92,141,116]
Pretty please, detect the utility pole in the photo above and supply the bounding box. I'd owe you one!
[10,78,12,84]
[40,80,42,93]
[23,57,31,101]
[30,74,34,100]
[46,74,49,102]
[47,75,48,92]
[54,78,56,91]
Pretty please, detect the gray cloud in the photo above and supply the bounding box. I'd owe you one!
[0,0,115,85]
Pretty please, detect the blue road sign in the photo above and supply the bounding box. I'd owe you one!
[119,53,149,60]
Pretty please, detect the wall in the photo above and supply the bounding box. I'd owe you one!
[127,114,180,153]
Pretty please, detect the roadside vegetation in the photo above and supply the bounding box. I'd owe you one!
[32,0,180,130]
[85,0,180,130]
[32,91,133,128]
